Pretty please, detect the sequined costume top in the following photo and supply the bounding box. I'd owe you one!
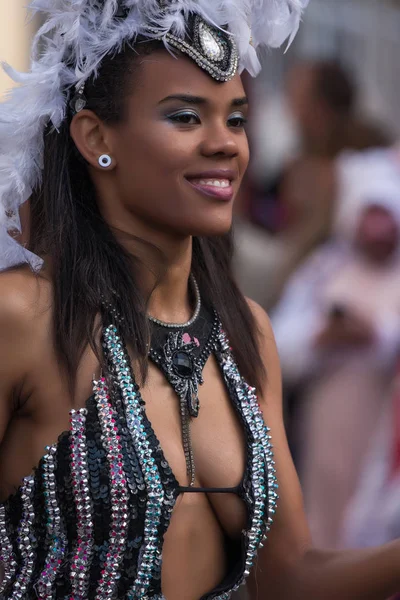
[0,318,278,600]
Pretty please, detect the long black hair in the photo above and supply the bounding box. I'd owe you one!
[29,42,265,392]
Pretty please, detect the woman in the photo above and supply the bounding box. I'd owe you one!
[0,2,400,599]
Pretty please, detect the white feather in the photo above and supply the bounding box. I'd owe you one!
[0,0,309,271]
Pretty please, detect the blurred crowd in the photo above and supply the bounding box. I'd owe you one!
[235,58,400,553]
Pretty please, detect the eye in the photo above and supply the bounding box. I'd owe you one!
[228,113,248,128]
[167,111,201,125]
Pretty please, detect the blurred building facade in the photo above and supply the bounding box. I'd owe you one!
[0,2,32,97]
[295,0,400,133]
[251,0,400,181]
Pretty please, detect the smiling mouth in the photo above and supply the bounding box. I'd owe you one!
[185,177,234,201]
[193,178,230,188]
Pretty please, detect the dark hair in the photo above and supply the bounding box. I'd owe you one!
[313,61,356,115]
[29,42,265,392]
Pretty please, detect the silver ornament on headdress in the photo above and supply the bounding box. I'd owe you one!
[150,1,239,82]
[70,84,87,115]
[163,14,239,82]
[0,0,309,272]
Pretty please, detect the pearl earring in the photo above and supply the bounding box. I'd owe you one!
[99,154,112,168]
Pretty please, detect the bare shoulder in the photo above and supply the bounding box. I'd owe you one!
[0,267,53,364]
[246,298,275,341]
[0,268,53,439]
[246,298,282,409]
[0,267,52,328]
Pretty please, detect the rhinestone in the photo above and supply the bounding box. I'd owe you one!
[75,98,86,112]
[171,351,194,378]
[199,25,225,61]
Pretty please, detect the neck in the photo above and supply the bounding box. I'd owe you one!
[99,205,195,325]
[147,255,195,325]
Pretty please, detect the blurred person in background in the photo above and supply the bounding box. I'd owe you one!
[286,60,390,158]
[340,359,400,600]
[341,362,400,551]
[272,149,400,549]
[235,60,392,311]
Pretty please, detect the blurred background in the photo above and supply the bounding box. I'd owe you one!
[0,3,33,97]
[234,0,400,557]
[3,0,400,561]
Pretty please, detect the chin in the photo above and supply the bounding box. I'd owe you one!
[192,204,234,235]
[187,216,233,237]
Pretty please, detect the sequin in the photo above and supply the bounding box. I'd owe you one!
[69,408,94,598]
[94,377,129,599]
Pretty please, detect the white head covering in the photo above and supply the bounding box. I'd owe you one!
[0,0,309,272]
[334,148,400,243]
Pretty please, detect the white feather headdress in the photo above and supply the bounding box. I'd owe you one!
[0,0,308,271]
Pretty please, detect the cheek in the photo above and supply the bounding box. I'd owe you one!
[240,138,250,176]
[117,127,196,191]
[121,120,190,160]
[113,127,202,227]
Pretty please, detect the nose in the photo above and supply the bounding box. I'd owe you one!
[200,121,239,158]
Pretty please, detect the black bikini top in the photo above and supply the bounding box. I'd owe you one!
[0,312,278,600]
[149,303,245,498]
[177,484,241,494]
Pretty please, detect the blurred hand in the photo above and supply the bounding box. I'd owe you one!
[314,311,376,348]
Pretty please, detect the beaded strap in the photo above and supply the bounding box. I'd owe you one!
[104,325,165,597]
[10,476,35,600]
[243,382,279,535]
[36,445,67,599]
[211,592,233,600]
[94,377,130,599]
[0,505,17,595]
[69,408,94,599]
[217,329,278,588]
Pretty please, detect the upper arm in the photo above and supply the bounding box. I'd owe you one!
[246,299,312,598]
[0,270,43,443]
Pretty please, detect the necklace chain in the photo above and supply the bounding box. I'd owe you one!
[148,275,201,328]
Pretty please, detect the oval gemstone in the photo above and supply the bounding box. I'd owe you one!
[200,26,224,61]
[172,351,194,378]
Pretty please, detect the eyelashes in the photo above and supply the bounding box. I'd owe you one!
[166,110,247,128]
[228,113,248,128]
[167,110,201,125]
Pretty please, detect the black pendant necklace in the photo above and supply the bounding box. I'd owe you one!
[148,287,220,485]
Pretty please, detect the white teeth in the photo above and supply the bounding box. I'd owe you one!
[198,179,230,188]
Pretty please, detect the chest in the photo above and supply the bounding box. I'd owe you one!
[141,356,248,540]
[142,356,246,490]
[0,324,276,600]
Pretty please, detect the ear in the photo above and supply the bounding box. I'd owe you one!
[70,110,116,171]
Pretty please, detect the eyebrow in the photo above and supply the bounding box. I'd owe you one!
[158,94,249,107]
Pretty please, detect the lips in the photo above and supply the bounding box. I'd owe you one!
[185,170,236,201]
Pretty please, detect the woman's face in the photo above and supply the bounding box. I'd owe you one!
[102,50,250,238]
